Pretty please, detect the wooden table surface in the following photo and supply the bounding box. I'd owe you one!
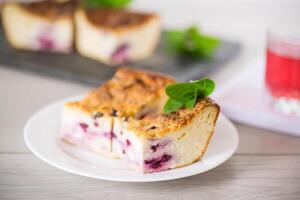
[1,0,300,199]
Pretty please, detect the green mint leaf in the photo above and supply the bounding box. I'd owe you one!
[83,0,132,9]
[184,88,198,109]
[194,78,215,97]
[165,82,196,103]
[163,99,184,113]
[163,78,215,113]
[164,25,220,59]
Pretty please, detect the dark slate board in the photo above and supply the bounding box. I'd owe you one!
[0,28,241,86]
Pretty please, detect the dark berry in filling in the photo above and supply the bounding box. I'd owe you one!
[144,154,172,169]
[111,132,116,139]
[94,122,99,127]
[79,123,88,132]
[38,35,55,51]
[161,154,172,163]
[150,162,161,169]
[111,43,129,63]
[144,158,156,165]
[150,144,159,152]
[126,139,131,147]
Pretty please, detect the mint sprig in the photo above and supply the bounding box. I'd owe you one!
[82,0,132,9]
[164,25,220,59]
[163,79,215,113]
[163,99,184,114]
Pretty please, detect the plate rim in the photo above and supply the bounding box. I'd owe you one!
[24,95,239,182]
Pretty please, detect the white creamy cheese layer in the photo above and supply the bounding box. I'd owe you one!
[60,106,115,157]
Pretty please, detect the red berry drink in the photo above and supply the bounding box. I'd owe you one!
[265,20,300,116]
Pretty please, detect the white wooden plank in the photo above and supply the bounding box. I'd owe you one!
[0,67,89,152]
[0,154,300,200]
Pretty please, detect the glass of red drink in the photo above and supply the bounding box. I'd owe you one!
[265,20,300,116]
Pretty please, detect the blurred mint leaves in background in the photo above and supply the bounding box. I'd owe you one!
[164,26,220,59]
[82,0,132,9]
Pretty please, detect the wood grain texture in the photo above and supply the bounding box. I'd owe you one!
[0,67,89,152]
[0,154,300,200]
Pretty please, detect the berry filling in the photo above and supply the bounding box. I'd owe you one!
[161,154,172,163]
[38,34,55,51]
[150,144,159,152]
[103,132,116,139]
[149,140,169,153]
[111,43,129,64]
[79,123,88,133]
[144,154,172,170]
[126,139,131,147]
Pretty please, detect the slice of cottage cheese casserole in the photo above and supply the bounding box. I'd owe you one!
[115,98,220,173]
[75,8,160,65]
[2,0,76,53]
[61,67,219,173]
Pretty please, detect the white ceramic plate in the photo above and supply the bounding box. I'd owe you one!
[24,95,239,182]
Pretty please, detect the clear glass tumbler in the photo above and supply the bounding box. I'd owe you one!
[265,20,300,116]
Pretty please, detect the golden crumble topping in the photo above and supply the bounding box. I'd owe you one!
[65,67,175,117]
[83,8,158,29]
[19,0,78,20]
